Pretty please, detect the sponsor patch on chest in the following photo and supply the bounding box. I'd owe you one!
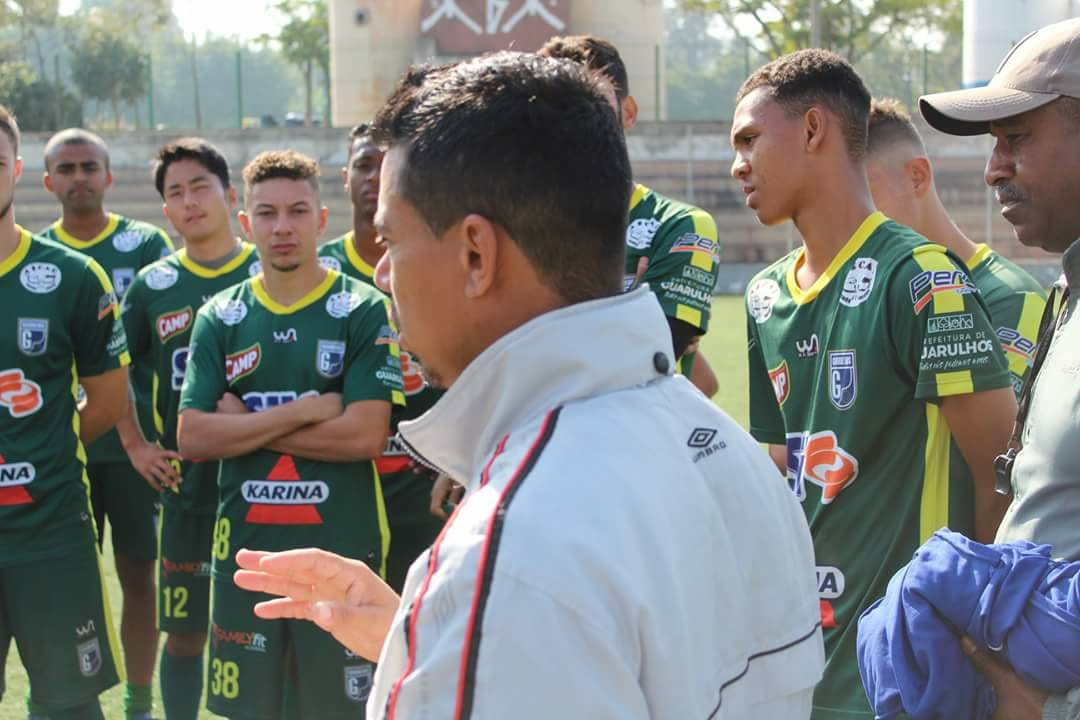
[157,307,193,342]
[225,343,261,383]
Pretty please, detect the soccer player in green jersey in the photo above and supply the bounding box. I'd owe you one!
[539,35,720,397]
[319,123,445,592]
[39,127,174,720]
[732,52,1018,719]
[177,150,402,718]
[116,138,258,720]
[0,105,130,720]
[866,99,1047,398]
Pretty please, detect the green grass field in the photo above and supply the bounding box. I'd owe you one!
[0,297,748,720]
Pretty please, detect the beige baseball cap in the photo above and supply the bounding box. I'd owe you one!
[920,17,1080,136]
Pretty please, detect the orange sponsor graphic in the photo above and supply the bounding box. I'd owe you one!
[0,369,43,418]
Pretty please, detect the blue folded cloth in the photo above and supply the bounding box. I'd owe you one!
[857,530,1080,720]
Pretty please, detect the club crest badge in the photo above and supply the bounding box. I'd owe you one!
[828,350,858,410]
[17,319,48,356]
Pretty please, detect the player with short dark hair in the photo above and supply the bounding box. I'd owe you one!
[539,34,720,397]
[733,50,1018,718]
[866,98,1046,399]
[38,127,174,720]
[0,104,131,720]
[116,137,258,720]
[177,149,402,717]
[319,123,445,592]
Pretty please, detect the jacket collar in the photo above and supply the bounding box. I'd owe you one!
[399,287,676,487]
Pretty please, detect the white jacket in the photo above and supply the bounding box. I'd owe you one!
[367,288,824,719]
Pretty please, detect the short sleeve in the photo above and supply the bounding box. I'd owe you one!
[178,307,227,413]
[989,290,1047,399]
[144,227,175,264]
[889,246,1011,401]
[343,296,405,407]
[747,312,786,444]
[121,276,152,366]
[641,210,719,333]
[73,257,130,377]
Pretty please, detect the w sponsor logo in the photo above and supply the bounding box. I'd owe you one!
[273,328,298,344]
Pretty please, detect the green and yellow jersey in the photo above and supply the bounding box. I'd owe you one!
[0,228,129,565]
[178,270,404,579]
[745,213,1011,719]
[625,184,719,373]
[41,213,174,463]
[121,244,259,515]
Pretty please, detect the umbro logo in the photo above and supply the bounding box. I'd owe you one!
[687,428,718,448]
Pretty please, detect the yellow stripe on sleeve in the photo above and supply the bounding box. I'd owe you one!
[1007,292,1045,379]
[392,390,406,407]
[690,210,718,271]
[372,465,391,580]
[675,304,703,328]
[935,369,974,397]
[912,246,966,314]
[920,404,951,543]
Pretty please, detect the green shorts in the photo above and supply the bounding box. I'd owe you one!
[207,578,375,719]
[158,506,214,635]
[87,461,160,561]
[0,542,122,712]
[382,472,444,593]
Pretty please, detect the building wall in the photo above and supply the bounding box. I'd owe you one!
[329,0,666,126]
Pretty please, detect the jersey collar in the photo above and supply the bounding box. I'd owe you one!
[785,212,887,305]
[177,241,254,278]
[49,213,120,249]
[0,226,32,278]
[252,268,338,315]
[629,184,649,212]
[966,244,992,271]
[343,232,376,279]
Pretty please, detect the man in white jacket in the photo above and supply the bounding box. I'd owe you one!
[233,51,824,719]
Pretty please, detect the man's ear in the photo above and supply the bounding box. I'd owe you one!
[237,210,253,240]
[458,213,499,299]
[318,205,329,235]
[227,185,238,209]
[804,107,828,153]
[42,171,52,193]
[621,95,639,131]
[907,156,933,199]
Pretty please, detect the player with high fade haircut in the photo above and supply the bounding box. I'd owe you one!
[39,128,175,720]
[539,35,721,398]
[733,50,1018,718]
[117,137,259,720]
[0,105,130,720]
[177,149,403,718]
[319,123,445,592]
[866,98,1046,399]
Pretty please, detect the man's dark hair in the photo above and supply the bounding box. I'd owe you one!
[539,35,629,100]
[0,104,20,154]
[44,128,110,171]
[868,98,927,156]
[153,137,231,198]
[372,51,631,303]
[737,49,872,160]
[347,122,376,156]
[242,149,320,203]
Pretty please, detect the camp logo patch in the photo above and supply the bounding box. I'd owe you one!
[626,218,661,250]
[215,299,248,326]
[748,278,781,324]
[156,307,193,342]
[145,264,178,291]
[112,230,143,252]
[225,343,261,383]
[827,350,857,410]
[839,258,877,308]
[316,340,345,378]
[17,319,48,356]
[19,263,61,294]
[326,291,362,319]
[768,360,790,405]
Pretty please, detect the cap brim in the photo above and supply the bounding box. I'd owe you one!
[918,86,1060,136]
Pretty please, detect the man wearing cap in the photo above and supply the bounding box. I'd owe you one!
[920,17,1080,720]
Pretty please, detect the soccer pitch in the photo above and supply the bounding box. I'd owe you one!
[0,297,748,720]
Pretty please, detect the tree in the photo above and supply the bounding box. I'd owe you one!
[70,25,148,129]
[676,0,961,62]
[0,60,82,130]
[261,0,329,126]
[0,0,62,76]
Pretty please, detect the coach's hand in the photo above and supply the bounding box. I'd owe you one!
[234,548,400,662]
[430,473,464,519]
[127,439,182,493]
[962,637,1049,719]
